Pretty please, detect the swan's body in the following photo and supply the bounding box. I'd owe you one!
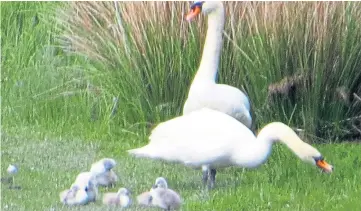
[150,177,181,210]
[128,108,333,186]
[102,188,132,207]
[90,158,118,187]
[183,1,252,129]
[183,1,252,187]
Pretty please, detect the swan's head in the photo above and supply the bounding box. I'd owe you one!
[186,1,223,21]
[152,177,168,189]
[259,122,334,173]
[294,143,334,173]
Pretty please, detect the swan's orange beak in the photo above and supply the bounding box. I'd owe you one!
[316,159,333,173]
[185,6,201,21]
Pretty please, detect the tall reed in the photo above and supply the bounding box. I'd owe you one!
[55,1,361,141]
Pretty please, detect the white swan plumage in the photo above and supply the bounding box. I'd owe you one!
[183,1,253,186]
[128,108,333,187]
[183,1,252,129]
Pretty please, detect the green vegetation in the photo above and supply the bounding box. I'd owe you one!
[1,2,361,211]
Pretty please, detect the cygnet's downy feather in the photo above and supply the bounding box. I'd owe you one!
[90,158,118,187]
[150,177,182,210]
[136,191,152,206]
[73,172,98,202]
[102,187,132,208]
[59,185,89,206]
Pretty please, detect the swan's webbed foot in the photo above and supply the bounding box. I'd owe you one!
[208,168,217,189]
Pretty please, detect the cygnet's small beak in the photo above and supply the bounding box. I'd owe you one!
[185,6,201,22]
[152,185,158,189]
[316,159,333,173]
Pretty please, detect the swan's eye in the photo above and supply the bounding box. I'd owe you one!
[186,1,204,21]
[313,155,333,173]
[313,156,324,162]
[190,1,204,10]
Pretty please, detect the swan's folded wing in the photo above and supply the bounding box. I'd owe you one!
[131,108,256,166]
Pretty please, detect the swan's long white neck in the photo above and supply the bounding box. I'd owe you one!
[193,6,225,84]
[232,122,316,168]
[256,122,308,156]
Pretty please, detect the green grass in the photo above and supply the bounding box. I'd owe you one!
[2,128,361,211]
[1,2,361,211]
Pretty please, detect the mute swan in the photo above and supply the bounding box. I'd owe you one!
[59,184,89,206]
[90,158,118,187]
[102,187,132,207]
[128,108,333,187]
[149,177,182,210]
[183,1,253,187]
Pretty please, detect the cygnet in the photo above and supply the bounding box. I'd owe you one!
[59,184,89,206]
[90,158,118,187]
[102,187,132,208]
[150,177,182,210]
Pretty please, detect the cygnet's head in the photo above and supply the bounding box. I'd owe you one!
[90,158,117,175]
[7,164,18,175]
[185,1,223,21]
[102,158,117,171]
[152,177,168,189]
[117,188,131,196]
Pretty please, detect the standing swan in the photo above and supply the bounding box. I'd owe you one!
[183,1,252,187]
[128,108,333,187]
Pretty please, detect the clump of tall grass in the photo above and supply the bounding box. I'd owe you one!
[56,2,199,133]
[1,2,112,139]
[57,2,361,142]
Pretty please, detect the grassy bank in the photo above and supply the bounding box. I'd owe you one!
[2,129,361,211]
[1,1,361,211]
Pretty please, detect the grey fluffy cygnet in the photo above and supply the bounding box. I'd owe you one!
[73,171,98,202]
[149,177,182,210]
[102,187,132,208]
[59,184,89,206]
[136,191,152,206]
[90,158,118,187]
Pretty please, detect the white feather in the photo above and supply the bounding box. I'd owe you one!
[128,108,333,172]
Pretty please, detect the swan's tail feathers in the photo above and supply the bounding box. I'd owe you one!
[127,146,156,158]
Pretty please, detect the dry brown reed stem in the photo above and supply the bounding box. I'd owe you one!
[58,2,360,62]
